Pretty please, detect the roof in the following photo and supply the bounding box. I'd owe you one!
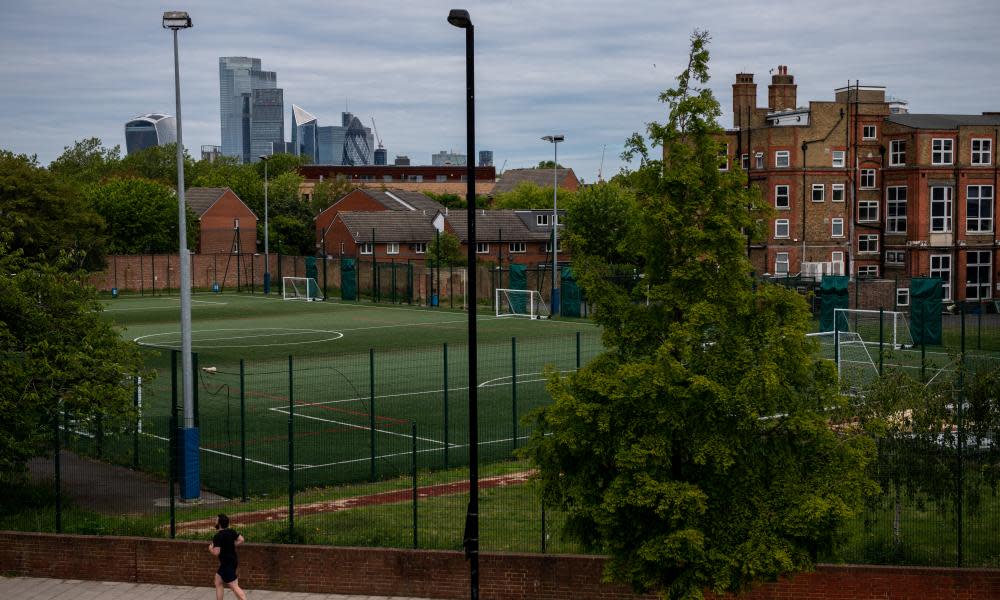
[444,209,564,243]
[886,113,1000,130]
[185,187,256,219]
[337,211,438,243]
[360,189,445,214]
[292,104,317,126]
[493,167,579,195]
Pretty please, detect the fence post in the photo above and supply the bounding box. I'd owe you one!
[541,503,546,553]
[53,409,62,533]
[878,307,884,376]
[977,301,983,351]
[133,376,140,469]
[96,411,104,459]
[169,350,178,539]
[288,355,295,540]
[192,352,200,427]
[370,348,376,482]
[834,311,841,382]
[576,332,581,370]
[450,264,455,308]
[412,421,418,549]
[511,337,518,451]
[443,343,449,469]
[139,253,144,296]
[240,359,247,502]
[957,303,966,567]
[920,302,927,383]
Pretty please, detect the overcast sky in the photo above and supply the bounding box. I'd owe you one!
[1,0,998,183]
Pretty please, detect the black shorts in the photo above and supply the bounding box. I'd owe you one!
[218,564,238,584]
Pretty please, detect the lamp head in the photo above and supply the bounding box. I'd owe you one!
[162,11,192,30]
[259,155,268,161]
[447,9,472,28]
[542,135,565,143]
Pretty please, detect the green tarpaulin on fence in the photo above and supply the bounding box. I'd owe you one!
[819,275,849,333]
[508,264,528,313]
[560,266,581,317]
[910,277,943,345]
[341,258,357,301]
[305,256,321,299]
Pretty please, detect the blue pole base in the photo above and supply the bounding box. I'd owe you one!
[551,288,561,316]
[178,426,201,501]
[263,272,271,295]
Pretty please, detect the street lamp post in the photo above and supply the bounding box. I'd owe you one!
[447,9,479,600]
[260,155,270,294]
[542,134,564,315]
[162,10,199,501]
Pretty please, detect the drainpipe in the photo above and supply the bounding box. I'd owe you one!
[801,141,808,267]
[993,128,998,302]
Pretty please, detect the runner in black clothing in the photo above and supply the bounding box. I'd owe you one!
[209,514,247,600]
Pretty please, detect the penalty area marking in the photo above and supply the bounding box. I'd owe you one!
[133,327,344,349]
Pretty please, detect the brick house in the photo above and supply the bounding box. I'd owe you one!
[184,187,258,254]
[315,188,444,253]
[444,209,568,266]
[323,211,439,259]
[493,167,581,195]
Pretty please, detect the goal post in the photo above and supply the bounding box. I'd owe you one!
[496,288,549,319]
[283,276,323,301]
[830,308,914,349]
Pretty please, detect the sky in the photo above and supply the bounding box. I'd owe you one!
[1,0,999,183]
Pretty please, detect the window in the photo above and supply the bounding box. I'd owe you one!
[775,150,790,168]
[931,254,952,301]
[930,186,953,232]
[436,175,448,182]
[967,250,993,300]
[858,265,879,278]
[536,214,549,226]
[886,186,907,233]
[755,152,764,169]
[972,139,992,165]
[859,200,878,222]
[383,175,393,182]
[718,144,729,171]
[831,218,844,237]
[545,240,562,253]
[896,288,910,307]
[832,150,845,168]
[886,250,905,265]
[863,125,877,140]
[858,234,879,253]
[476,242,490,254]
[385,242,399,255]
[741,154,749,170]
[812,184,825,202]
[508,242,526,253]
[889,140,906,166]
[302,194,311,202]
[932,138,954,165]
[359,242,373,255]
[860,169,876,189]
[967,185,994,233]
[775,252,789,275]
[831,251,845,275]
[413,242,427,254]
[775,219,790,238]
[832,183,845,202]
[775,185,790,209]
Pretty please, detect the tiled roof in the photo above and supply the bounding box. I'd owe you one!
[887,113,1000,130]
[184,187,227,218]
[493,167,578,194]
[338,211,438,243]
[362,189,445,214]
[444,209,564,243]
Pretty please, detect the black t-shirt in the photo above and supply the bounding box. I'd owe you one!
[212,528,239,568]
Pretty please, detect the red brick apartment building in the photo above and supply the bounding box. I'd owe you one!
[725,67,999,303]
[185,187,258,254]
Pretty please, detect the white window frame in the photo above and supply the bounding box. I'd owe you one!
[858,200,879,222]
[858,234,879,254]
[971,138,992,166]
[413,242,427,254]
[831,218,844,238]
[966,185,994,233]
[930,186,953,233]
[508,241,526,253]
[831,251,845,275]
[889,140,906,166]
[930,254,952,301]
[860,169,876,189]
[886,186,907,234]
[755,152,764,169]
[359,242,373,255]
[741,153,749,170]
[863,125,877,140]
[932,138,954,165]
[545,240,562,253]
[858,265,879,278]
[966,250,993,300]
[476,242,490,254]
[775,219,790,239]
[775,150,790,168]
[775,184,790,209]
[536,214,549,226]
[812,183,825,202]
[775,252,789,275]
[896,288,910,307]
[718,144,729,171]
[385,242,399,255]
[832,150,845,168]
[886,250,905,265]
[831,183,845,203]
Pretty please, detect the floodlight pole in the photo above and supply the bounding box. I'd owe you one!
[261,155,270,294]
[165,10,199,501]
[448,8,478,600]
[542,134,564,315]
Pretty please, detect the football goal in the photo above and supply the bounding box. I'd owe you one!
[283,277,322,301]
[831,308,915,349]
[496,288,549,319]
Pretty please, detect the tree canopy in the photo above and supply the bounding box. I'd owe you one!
[524,31,875,599]
[85,177,197,254]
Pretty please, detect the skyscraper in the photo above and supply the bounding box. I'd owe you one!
[124,113,176,155]
[219,57,283,163]
[341,112,374,166]
[291,104,318,163]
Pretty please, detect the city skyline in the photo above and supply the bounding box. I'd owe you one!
[1,1,998,182]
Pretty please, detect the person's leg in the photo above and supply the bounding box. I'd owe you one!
[214,573,225,600]
[227,579,247,600]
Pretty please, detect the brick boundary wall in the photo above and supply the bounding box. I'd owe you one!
[3,532,1000,599]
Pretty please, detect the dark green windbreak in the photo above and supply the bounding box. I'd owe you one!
[305,256,320,299]
[508,264,528,313]
[560,266,581,317]
[910,277,942,345]
[340,258,357,301]
[819,275,849,332]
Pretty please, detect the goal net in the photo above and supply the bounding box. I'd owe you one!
[283,277,322,301]
[831,308,914,349]
[496,288,549,319]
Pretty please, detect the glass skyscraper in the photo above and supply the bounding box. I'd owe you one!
[291,106,374,165]
[219,57,283,163]
[124,113,176,155]
[291,104,318,163]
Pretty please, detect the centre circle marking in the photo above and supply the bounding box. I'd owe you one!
[133,328,344,349]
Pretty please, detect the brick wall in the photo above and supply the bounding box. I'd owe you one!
[2,532,1000,599]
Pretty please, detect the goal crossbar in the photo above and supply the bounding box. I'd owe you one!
[283,276,322,301]
[496,288,549,319]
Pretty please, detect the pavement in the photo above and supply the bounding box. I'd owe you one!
[0,577,438,600]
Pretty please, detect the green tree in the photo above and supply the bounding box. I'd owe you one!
[310,176,354,215]
[0,150,105,270]
[86,177,197,254]
[0,237,145,483]
[563,183,636,263]
[269,214,313,256]
[48,138,122,186]
[537,160,565,169]
[427,231,463,266]
[254,153,308,180]
[118,142,194,185]
[190,158,264,217]
[492,181,577,210]
[524,31,875,599]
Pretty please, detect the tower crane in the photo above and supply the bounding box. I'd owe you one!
[370,117,384,149]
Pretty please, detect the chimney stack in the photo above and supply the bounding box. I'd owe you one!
[733,73,757,128]
[768,65,797,111]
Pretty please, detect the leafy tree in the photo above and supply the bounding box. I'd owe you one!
[118,142,194,185]
[254,153,308,180]
[0,236,145,483]
[0,150,105,270]
[310,176,354,215]
[493,181,577,210]
[86,177,197,254]
[190,159,264,217]
[422,191,488,210]
[523,31,875,599]
[537,160,565,169]
[269,214,313,256]
[48,138,122,186]
[427,231,463,266]
[563,183,636,264]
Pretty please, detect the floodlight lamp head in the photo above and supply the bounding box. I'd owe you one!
[447,9,472,28]
[162,11,192,30]
[542,135,565,143]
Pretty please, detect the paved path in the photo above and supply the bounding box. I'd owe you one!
[0,577,437,600]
